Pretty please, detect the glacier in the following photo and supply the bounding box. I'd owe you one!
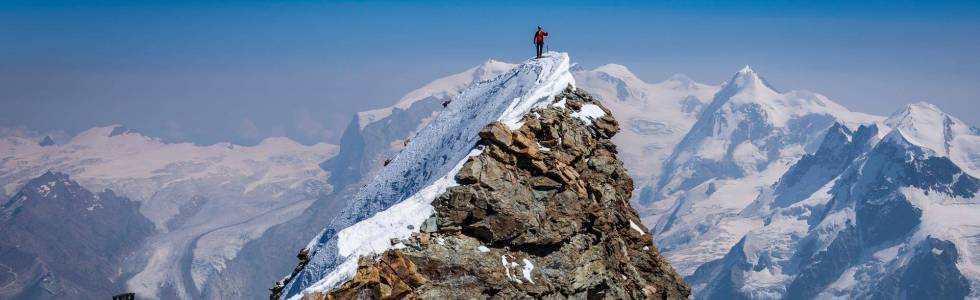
[0,127,337,299]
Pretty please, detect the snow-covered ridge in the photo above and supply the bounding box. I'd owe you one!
[356,59,517,129]
[278,52,574,299]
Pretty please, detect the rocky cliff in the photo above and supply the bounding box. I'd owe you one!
[274,86,689,299]
[0,172,155,299]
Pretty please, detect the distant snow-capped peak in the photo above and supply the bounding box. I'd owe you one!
[710,66,879,129]
[470,59,515,82]
[591,64,642,82]
[882,101,980,177]
[885,102,952,154]
[727,65,777,93]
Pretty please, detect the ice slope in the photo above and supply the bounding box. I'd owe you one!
[0,127,337,299]
[324,60,517,191]
[573,65,720,206]
[278,52,574,299]
[647,66,882,276]
[356,59,517,129]
[688,103,980,299]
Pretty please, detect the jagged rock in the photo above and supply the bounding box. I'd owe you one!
[320,251,426,300]
[487,144,516,165]
[566,98,583,110]
[479,122,513,147]
[530,176,562,190]
[303,87,689,299]
[528,159,549,174]
[511,130,542,159]
[595,115,619,137]
[420,216,438,233]
[455,157,483,184]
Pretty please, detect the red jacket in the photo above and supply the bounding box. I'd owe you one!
[534,30,548,43]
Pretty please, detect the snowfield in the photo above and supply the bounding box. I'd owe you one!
[0,127,337,299]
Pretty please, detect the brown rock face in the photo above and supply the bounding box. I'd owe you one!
[319,251,426,300]
[306,86,689,299]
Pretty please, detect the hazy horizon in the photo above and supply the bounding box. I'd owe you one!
[3,0,979,145]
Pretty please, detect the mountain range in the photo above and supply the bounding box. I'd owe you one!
[1,53,978,299]
[0,127,336,299]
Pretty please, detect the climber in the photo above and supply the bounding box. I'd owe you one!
[533,26,548,59]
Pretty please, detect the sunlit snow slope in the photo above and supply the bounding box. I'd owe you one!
[276,52,574,300]
[323,59,516,189]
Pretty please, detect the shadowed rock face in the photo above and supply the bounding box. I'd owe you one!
[869,237,970,300]
[0,172,155,300]
[295,87,689,300]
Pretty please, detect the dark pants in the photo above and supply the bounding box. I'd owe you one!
[535,42,544,58]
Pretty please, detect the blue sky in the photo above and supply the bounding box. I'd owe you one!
[2,0,979,145]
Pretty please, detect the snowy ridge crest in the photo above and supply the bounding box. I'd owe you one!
[356,59,517,129]
[277,52,574,299]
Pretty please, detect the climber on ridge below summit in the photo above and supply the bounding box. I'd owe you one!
[534,26,549,59]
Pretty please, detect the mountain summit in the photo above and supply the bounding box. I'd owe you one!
[727,65,777,94]
[272,53,688,299]
[883,102,980,177]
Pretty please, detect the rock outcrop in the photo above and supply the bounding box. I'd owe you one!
[281,87,689,299]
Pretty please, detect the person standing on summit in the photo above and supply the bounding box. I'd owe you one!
[534,26,548,58]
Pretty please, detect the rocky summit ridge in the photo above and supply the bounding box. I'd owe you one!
[274,86,689,299]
